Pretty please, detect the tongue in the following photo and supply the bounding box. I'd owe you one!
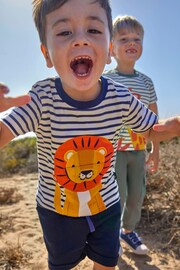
[75,63,88,75]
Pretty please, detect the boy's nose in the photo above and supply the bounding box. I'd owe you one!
[128,39,135,45]
[72,32,89,47]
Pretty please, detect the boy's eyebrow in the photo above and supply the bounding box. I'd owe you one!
[52,16,105,29]
[88,16,105,25]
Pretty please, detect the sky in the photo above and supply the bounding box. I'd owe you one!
[1,0,180,119]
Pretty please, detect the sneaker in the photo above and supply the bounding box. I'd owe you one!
[120,231,149,255]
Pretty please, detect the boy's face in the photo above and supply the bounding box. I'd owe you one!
[112,28,143,66]
[41,0,111,100]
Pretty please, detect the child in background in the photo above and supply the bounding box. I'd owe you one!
[104,15,159,255]
[0,2,159,269]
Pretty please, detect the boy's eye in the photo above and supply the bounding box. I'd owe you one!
[88,29,102,34]
[120,38,142,43]
[135,38,141,42]
[57,31,72,36]
[120,38,128,42]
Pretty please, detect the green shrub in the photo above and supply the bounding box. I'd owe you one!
[0,137,38,176]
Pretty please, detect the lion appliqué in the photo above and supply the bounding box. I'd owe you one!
[54,136,114,216]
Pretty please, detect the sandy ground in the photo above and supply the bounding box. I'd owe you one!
[0,173,179,270]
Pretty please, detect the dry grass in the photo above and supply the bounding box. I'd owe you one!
[0,187,23,205]
[0,188,22,238]
[0,241,32,270]
[140,138,180,259]
[0,214,14,236]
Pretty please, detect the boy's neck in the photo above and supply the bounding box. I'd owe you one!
[115,63,135,75]
[61,79,102,102]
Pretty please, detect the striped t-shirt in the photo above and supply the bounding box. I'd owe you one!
[2,76,157,217]
[104,69,158,151]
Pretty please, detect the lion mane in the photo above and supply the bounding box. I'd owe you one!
[54,136,114,192]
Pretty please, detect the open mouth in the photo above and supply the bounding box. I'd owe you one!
[126,48,137,53]
[70,56,93,77]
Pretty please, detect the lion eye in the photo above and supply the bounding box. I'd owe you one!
[72,165,75,167]
[97,161,100,164]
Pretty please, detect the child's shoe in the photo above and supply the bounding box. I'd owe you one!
[121,230,149,255]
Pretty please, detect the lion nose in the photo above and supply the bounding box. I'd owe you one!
[80,170,93,180]
[82,170,92,176]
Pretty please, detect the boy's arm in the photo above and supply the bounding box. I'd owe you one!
[0,82,31,148]
[0,82,31,112]
[153,116,180,140]
[146,102,159,172]
[0,121,15,148]
[142,116,180,142]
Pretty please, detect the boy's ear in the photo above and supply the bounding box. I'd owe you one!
[110,41,115,57]
[41,44,53,68]
[106,42,112,65]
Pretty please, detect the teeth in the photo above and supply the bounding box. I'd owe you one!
[77,73,88,77]
[73,56,91,62]
[126,49,136,53]
[70,56,93,76]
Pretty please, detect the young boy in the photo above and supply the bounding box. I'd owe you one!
[104,15,159,255]
[0,2,159,269]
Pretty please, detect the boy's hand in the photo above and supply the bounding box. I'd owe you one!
[153,117,180,135]
[146,150,159,173]
[153,117,180,140]
[0,82,31,112]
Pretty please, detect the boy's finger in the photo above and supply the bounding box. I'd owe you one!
[0,95,31,112]
[153,124,165,132]
[7,95,31,108]
[0,83,10,96]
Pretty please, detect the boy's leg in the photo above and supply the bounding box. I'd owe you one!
[115,151,128,224]
[87,202,121,268]
[93,262,115,270]
[120,151,148,255]
[123,151,146,230]
[37,205,88,270]
[37,203,121,269]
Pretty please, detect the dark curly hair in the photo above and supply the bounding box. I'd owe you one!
[32,0,112,45]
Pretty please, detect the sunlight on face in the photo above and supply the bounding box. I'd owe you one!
[41,0,111,100]
[112,29,143,65]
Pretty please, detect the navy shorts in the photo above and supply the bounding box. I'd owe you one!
[37,202,121,270]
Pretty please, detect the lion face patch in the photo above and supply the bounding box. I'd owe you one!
[54,136,114,192]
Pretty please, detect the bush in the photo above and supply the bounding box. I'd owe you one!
[0,137,38,176]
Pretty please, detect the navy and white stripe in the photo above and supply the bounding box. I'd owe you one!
[104,69,158,150]
[2,76,157,216]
